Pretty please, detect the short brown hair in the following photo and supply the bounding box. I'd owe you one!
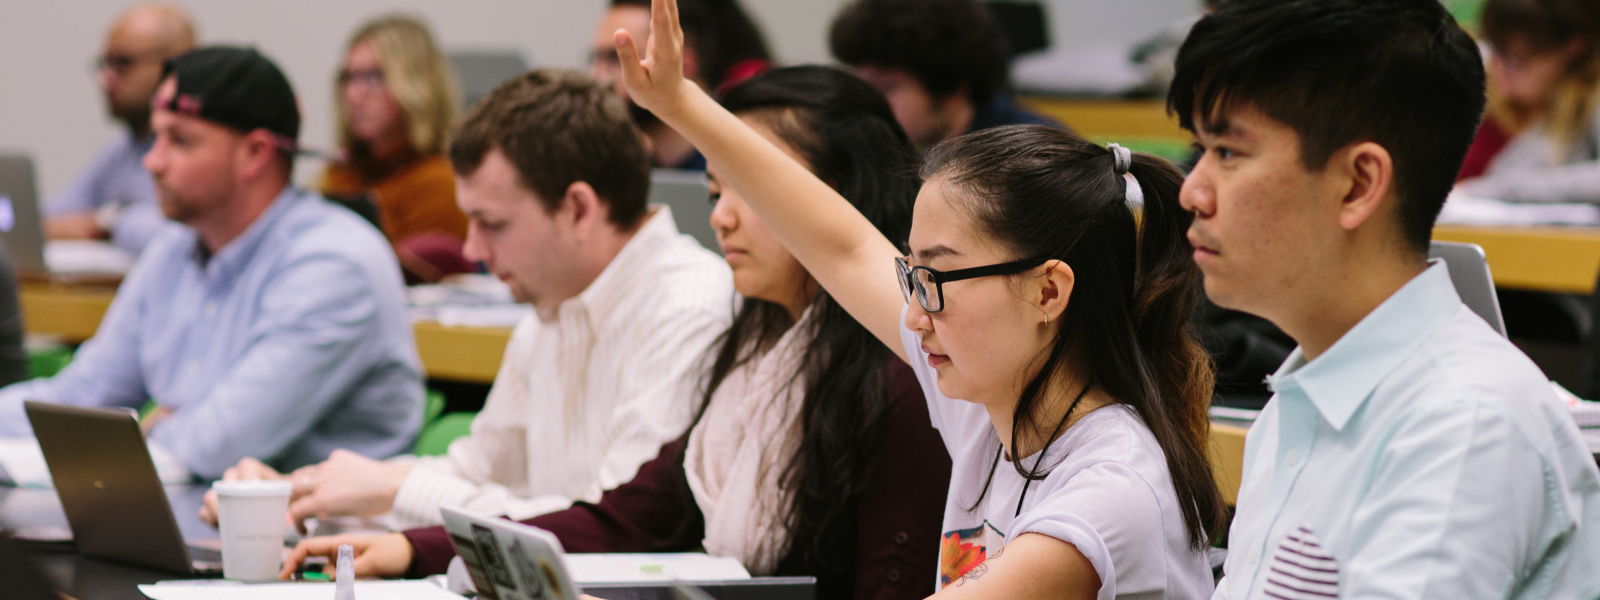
[449,69,651,228]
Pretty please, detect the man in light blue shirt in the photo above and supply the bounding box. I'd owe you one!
[0,46,423,479]
[44,4,195,254]
[1171,0,1600,598]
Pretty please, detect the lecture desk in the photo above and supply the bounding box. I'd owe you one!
[1017,96,1187,141]
[20,282,510,385]
[1432,224,1600,295]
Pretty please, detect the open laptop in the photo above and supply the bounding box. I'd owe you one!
[442,508,815,600]
[0,153,132,282]
[650,169,717,253]
[24,401,222,574]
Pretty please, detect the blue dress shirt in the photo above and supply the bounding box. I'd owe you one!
[42,131,167,254]
[1215,262,1600,599]
[0,187,424,478]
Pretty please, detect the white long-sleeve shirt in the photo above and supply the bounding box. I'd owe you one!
[389,206,733,526]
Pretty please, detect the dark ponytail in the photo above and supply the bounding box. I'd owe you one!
[922,125,1224,550]
[1124,152,1226,551]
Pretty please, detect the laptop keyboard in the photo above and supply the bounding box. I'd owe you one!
[188,544,222,563]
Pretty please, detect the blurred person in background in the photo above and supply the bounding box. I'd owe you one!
[1455,0,1600,397]
[44,3,195,254]
[1,47,423,479]
[829,0,1061,149]
[1457,0,1600,202]
[320,15,471,283]
[589,0,772,169]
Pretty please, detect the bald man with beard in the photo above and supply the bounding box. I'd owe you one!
[44,3,196,254]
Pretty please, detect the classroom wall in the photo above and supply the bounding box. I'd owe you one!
[0,0,1191,200]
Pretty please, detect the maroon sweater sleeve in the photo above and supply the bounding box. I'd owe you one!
[853,362,952,600]
[401,440,702,577]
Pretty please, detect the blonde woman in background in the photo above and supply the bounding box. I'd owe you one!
[322,15,471,282]
[1456,0,1600,203]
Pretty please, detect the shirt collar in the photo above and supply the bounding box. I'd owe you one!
[1267,260,1461,431]
[562,205,685,325]
[191,186,303,277]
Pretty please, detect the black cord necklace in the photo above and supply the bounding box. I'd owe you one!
[1013,379,1094,518]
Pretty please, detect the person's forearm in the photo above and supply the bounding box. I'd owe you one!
[670,89,898,269]
[651,88,909,355]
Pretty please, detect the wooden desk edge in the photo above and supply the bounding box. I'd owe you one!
[1208,421,1249,506]
[21,283,514,384]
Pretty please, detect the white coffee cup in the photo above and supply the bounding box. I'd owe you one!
[212,479,293,581]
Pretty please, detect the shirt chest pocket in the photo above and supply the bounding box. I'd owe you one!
[1262,525,1340,599]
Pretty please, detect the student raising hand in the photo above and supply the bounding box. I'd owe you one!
[613,0,911,355]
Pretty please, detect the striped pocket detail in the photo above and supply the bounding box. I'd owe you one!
[1261,525,1339,599]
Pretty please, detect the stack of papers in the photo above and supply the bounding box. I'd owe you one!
[44,240,134,274]
[0,436,190,487]
[408,274,530,328]
[1438,193,1600,226]
[139,580,465,600]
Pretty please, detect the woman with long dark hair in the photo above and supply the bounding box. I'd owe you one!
[600,0,1225,598]
[280,66,952,600]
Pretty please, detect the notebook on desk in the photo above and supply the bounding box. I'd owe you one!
[24,401,223,574]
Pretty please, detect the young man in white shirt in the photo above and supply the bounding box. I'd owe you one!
[203,70,733,528]
[1170,0,1600,598]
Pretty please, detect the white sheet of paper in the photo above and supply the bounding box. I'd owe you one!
[139,580,465,600]
[563,552,752,584]
[1438,193,1600,226]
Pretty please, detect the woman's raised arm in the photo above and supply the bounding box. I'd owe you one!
[614,0,911,361]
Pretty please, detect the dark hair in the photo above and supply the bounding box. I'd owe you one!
[829,0,1008,109]
[693,65,919,570]
[923,125,1223,550]
[448,69,650,228]
[1169,0,1485,253]
[611,0,772,93]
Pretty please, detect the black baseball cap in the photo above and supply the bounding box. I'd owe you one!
[159,46,300,151]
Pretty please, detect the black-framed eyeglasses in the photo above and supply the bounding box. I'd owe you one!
[895,255,1050,313]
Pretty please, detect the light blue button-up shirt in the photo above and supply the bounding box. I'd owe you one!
[1215,262,1600,599]
[42,131,167,254]
[0,187,424,479]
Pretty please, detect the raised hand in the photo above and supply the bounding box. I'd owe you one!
[613,0,704,119]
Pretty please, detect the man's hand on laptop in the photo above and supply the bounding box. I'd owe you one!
[279,533,413,580]
[285,449,413,530]
[198,456,289,527]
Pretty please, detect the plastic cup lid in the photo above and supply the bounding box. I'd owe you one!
[211,479,293,496]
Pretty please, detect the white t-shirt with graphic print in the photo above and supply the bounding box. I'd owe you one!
[899,308,1213,600]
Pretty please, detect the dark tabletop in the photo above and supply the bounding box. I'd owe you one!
[0,484,215,600]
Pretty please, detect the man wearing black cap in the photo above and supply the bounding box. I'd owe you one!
[0,47,424,479]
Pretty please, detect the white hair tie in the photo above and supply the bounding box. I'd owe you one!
[1106,143,1142,209]
[1107,142,1132,175]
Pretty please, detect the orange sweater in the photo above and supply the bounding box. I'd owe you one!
[319,155,467,244]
